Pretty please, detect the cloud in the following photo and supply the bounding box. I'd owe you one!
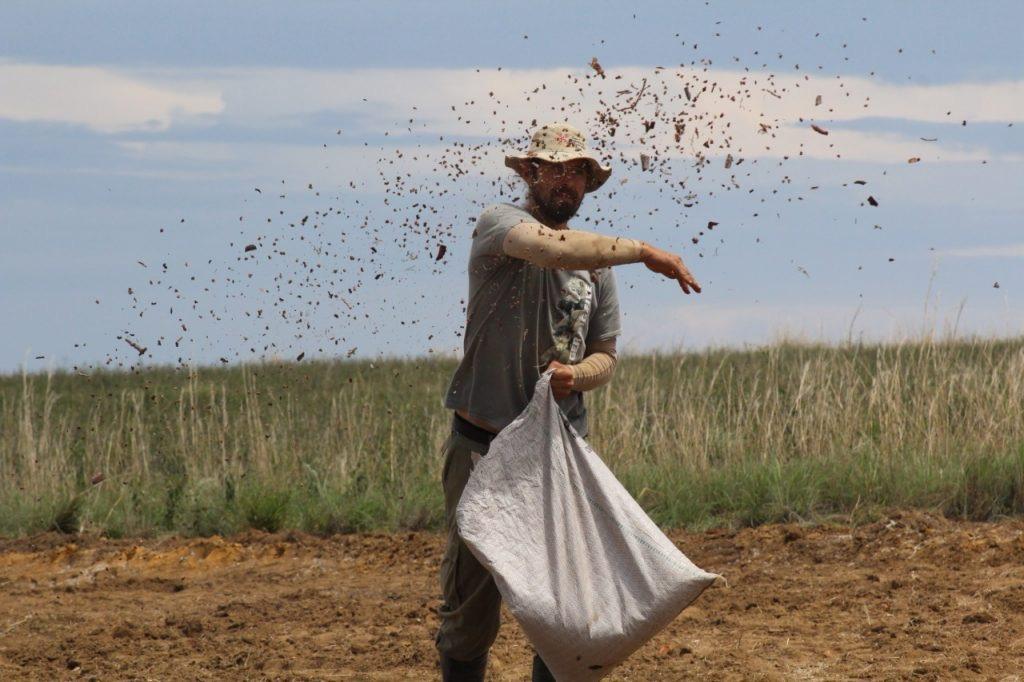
[940,243,1024,258]
[6,60,1022,171]
[113,139,464,190]
[134,64,1024,165]
[0,62,224,132]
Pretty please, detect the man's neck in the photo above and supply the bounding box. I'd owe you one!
[522,195,569,230]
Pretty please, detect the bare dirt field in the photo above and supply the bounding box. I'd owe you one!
[1,511,1022,681]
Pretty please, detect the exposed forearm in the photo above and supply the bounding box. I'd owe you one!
[503,222,646,270]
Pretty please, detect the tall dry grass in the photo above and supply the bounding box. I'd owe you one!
[2,336,1022,537]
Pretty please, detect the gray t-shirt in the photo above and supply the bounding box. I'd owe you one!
[444,202,621,438]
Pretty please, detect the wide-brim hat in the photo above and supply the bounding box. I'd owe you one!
[504,122,612,193]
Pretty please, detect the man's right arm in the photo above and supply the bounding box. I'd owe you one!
[502,222,702,294]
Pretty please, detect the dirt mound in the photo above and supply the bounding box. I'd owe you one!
[1,512,1022,680]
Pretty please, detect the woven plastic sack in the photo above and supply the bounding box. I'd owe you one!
[456,369,719,681]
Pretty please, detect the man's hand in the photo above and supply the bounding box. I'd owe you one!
[640,243,702,294]
[546,360,575,400]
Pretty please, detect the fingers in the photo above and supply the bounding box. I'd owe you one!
[678,271,700,294]
[686,272,702,293]
[673,259,701,295]
[552,366,577,399]
[551,379,574,392]
[674,266,693,294]
[646,247,702,294]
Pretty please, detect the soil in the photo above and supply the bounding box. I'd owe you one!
[1,510,1022,680]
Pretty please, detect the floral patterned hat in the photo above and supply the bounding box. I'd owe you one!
[504,122,612,193]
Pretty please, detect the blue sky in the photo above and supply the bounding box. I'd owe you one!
[2,1,1022,373]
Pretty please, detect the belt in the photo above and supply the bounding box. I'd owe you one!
[452,412,497,446]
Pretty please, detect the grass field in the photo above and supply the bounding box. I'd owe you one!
[2,336,1023,538]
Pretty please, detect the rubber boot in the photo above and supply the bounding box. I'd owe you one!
[531,652,557,682]
[439,651,488,681]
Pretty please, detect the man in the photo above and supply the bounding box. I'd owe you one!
[435,122,701,681]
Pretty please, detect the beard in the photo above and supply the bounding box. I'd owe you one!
[532,185,582,224]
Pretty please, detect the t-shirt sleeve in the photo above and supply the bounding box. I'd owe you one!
[586,268,622,343]
[470,203,535,258]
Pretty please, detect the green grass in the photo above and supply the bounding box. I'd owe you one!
[2,335,1023,537]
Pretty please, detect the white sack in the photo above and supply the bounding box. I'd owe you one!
[456,369,720,681]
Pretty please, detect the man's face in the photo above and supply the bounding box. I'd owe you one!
[526,159,590,224]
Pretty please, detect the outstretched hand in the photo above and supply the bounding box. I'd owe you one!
[546,360,575,400]
[640,243,702,294]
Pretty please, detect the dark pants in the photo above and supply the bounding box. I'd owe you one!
[434,428,501,660]
[433,422,562,679]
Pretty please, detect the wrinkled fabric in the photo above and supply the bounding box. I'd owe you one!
[456,370,719,681]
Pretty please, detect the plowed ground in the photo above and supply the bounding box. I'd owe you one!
[2,511,1022,680]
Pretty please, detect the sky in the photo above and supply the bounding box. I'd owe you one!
[2,1,1022,373]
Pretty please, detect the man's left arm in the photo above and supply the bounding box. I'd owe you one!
[572,338,618,390]
[548,268,622,398]
[548,338,617,398]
